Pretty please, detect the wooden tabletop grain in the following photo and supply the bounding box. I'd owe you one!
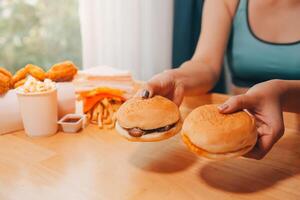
[0,94,299,200]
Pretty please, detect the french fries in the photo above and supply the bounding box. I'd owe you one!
[78,87,126,130]
[86,97,123,129]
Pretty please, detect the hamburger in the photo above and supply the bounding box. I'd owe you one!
[182,104,257,160]
[116,96,182,142]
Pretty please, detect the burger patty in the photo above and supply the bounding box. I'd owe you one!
[125,123,177,137]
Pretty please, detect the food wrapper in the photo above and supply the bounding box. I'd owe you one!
[73,66,136,98]
[0,83,76,135]
[57,82,76,119]
[0,90,23,134]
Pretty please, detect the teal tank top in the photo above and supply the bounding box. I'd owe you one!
[227,0,300,87]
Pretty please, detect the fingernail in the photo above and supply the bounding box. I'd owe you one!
[141,90,150,99]
[218,104,228,111]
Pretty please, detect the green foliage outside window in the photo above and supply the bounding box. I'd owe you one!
[0,0,82,73]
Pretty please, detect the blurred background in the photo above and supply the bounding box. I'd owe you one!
[1,0,224,90]
[0,0,82,73]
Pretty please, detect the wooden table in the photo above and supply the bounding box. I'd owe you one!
[1,94,300,200]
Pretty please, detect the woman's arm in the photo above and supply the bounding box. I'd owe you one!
[173,0,239,95]
[218,79,300,159]
[141,0,239,105]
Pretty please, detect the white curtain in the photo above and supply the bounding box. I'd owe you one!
[79,0,174,81]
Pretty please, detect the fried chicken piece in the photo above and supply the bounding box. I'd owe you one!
[12,67,28,85]
[0,67,13,88]
[12,64,45,85]
[13,78,27,88]
[26,64,46,81]
[46,61,78,82]
[0,68,12,95]
[0,67,12,79]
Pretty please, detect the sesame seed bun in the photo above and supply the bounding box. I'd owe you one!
[182,104,257,160]
[116,96,181,142]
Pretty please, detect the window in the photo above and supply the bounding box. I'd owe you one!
[0,0,82,73]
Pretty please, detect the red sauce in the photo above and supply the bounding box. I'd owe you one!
[63,117,81,123]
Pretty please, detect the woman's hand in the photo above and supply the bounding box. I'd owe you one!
[218,80,285,159]
[138,70,185,106]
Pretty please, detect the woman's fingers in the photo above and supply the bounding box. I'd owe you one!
[244,121,284,160]
[172,81,185,106]
[141,89,150,98]
[218,94,254,114]
[140,84,154,98]
[245,134,276,160]
[245,132,274,159]
[136,70,183,103]
[136,81,159,98]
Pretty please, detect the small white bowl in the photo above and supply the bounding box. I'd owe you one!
[58,114,85,133]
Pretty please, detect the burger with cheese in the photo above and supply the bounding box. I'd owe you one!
[182,104,257,160]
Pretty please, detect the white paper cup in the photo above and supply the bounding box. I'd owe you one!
[16,89,58,137]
